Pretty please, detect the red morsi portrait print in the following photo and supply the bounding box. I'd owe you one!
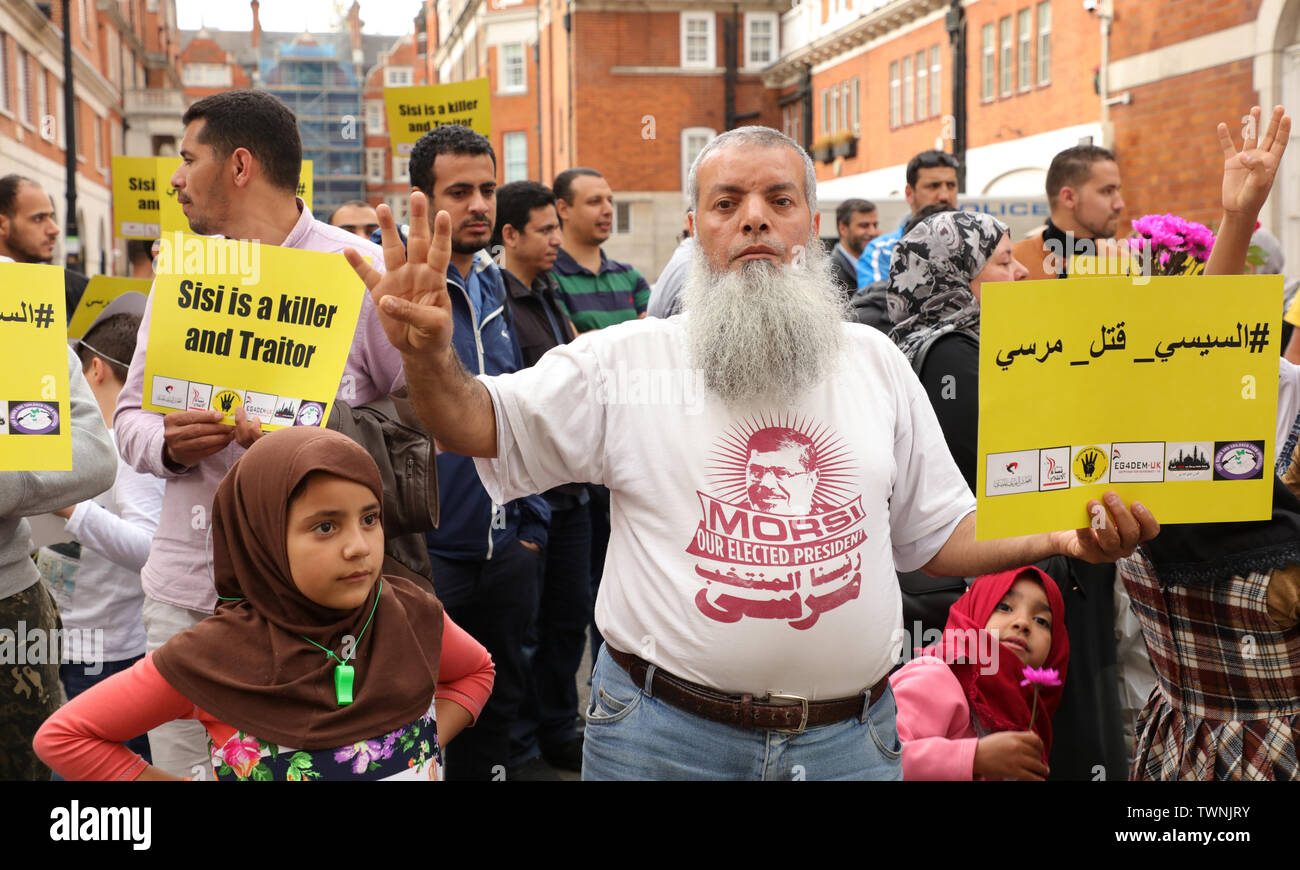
[687,415,866,630]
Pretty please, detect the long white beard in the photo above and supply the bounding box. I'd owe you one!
[682,237,847,407]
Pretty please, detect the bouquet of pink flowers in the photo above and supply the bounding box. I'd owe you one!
[1126,213,1216,276]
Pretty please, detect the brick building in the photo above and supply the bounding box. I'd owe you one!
[0,0,182,276]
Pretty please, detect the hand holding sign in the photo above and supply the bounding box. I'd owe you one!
[1218,106,1290,219]
[163,409,233,468]
[1048,492,1160,564]
[344,192,455,362]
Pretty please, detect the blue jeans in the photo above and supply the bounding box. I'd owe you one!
[582,645,903,781]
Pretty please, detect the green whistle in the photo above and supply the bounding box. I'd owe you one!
[334,664,355,706]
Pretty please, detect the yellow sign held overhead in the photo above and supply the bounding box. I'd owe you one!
[976,275,1281,540]
[0,264,72,470]
[384,79,492,156]
[140,234,364,431]
[111,156,164,239]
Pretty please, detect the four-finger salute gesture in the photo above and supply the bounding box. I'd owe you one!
[1219,105,1291,218]
[343,192,456,361]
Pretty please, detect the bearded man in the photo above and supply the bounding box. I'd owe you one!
[347,126,1159,781]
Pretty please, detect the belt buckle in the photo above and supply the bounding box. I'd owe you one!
[768,693,810,734]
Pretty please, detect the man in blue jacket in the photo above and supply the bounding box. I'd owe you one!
[400,125,550,781]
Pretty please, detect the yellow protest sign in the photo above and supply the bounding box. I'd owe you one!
[384,79,492,156]
[976,275,1281,540]
[296,160,313,211]
[111,156,163,239]
[140,234,364,430]
[68,276,152,340]
[0,264,72,470]
[157,156,186,235]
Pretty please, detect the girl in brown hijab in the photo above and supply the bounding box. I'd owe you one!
[36,428,495,780]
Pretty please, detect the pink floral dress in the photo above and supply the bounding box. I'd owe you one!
[209,699,441,781]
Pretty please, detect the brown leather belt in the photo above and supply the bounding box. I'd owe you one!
[606,646,888,734]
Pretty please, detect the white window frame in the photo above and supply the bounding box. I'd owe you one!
[499,42,526,94]
[387,195,409,227]
[94,114,105,172]
[889,60,900,128]
[850,76,859,134]
[385,66,414,88]
[392,156,409,182]
[1037,1,1051,85]
[744,12,778,69]
[503,132,528,183]
[902,55,913,125]
[614,201,632,235]
[930,46,941,117]
[999,15,1012,97]
[680,12,716,69]
[37,64,50,140]
[366,148,385,183]
[916,51,927,120]
[16,49,30,126]
[820,88,828,135]
[0,38,10,115]
[829,86,838,134]
[981,23,995,102]
[365,100,384,136]
[1017,8,1033,92]
[681,126,716,192]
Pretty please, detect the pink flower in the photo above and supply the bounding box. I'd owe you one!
[1019,666,1062,688]
[220,734,263,780]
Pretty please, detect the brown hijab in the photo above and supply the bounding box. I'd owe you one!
[152,427,445,750]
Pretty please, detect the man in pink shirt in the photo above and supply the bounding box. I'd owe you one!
[114,90,404,777]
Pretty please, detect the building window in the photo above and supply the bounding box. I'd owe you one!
[820,88,828,135]
[79,0,89,43]
[503,132,527,183]
[0,39,10,114]
[615,202,632,234]
[916,51,927,120]
[681,13,715,68]
[392,156,409,182]
[500,43,525,94]
[999,16,1012,97]
[94,115,105,171]
[930,45,941,116]
[889,60,900,127]
[681,127,715,192]
[1037,1,1051,84]
[385,66,413,88]
[366,101,384,135]
[902,55,913,125]
[850,76,859,134]
[829,86,838,134]
[387,195,409,227]
[745,13,777,67]
[37,67,49,139]
[981,23,994,102]
[782,105,793,139]
[1018,9,1033,91]
[181,63,232,87]
[366,148,384,183]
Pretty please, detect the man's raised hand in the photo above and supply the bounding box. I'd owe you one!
[1218,105,1291,219]
[343,191,456,359]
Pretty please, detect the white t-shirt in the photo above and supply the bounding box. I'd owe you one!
[474,317,975,699]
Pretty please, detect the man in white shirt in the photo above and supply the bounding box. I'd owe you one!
[346,126,1159,780]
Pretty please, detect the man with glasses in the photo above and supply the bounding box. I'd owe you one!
[856,150,959,288]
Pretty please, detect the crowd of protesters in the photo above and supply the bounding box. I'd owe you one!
[1,87,1296,781]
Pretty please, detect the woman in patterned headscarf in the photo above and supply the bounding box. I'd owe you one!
[885,209,1028,489]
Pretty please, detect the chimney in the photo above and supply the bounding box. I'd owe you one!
[348,2,362,56]
[250,0,262,49]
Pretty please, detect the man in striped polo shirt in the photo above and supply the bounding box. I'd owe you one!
[552,168,651,333]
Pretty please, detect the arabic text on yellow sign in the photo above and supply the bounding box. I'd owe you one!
[976,275,1281,540]
[68,276,152,340]
[383,79,492,156]
[0,264,72,470]
[141,235,363,431]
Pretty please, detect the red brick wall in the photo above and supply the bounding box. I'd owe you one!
[570,10,778,192]
[487,42,539,184]
[1110,0,1261,60]
[811,0,1101,182]
[1109,59,1257,228]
